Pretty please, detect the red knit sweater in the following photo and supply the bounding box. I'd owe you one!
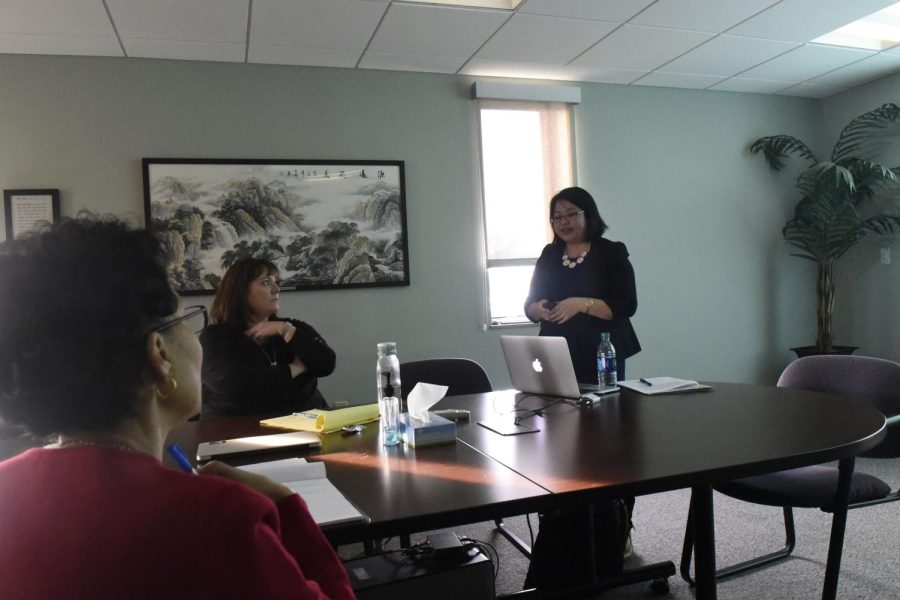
[0,447,355,600]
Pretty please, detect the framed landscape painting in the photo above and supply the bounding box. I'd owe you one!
[142,158,409,295]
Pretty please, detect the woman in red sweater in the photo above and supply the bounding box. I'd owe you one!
[0,217,355,600]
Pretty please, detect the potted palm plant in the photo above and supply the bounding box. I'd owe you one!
[751,103,900,356]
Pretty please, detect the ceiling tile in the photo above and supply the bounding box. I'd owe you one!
[106,0,248,43]
[124,39,245,62]
[571,24,712,70]
[659,35,799,77]
[250,0,388,51]
[0,33,122,56]
[778,81,842,99]
[368,4,507,58]
[460,58,578,80]
[739,44,874,83]
[808,53,900,89]
[359,51,465,73]
[248,44,360,68]
[708,77,793,95]
[728,0,899,42]
[0,0,115,37]
[632,71,726,90]
[879,43,900,56]
[558,64,648,84]
[518,0,655,22]
[631,0,780,33]
[475,13,618,64]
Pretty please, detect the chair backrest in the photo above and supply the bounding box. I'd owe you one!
[778,355,900,457]
[399,358,493,403]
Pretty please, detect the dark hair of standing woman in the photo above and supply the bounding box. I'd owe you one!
[210,258,279,329]
[549,186,608,247]
[0,216,178,436]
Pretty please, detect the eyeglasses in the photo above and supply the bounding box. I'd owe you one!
[155,305,208,335]
[550,210,584,224]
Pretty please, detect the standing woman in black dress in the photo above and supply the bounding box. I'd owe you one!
[525,186,640,383]
[523,187,641,588]
[200,258,336,417]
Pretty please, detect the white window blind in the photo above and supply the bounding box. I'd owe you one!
[477,99,575,325]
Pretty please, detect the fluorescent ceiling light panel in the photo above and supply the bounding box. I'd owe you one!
[814,3,900,51]
[400,0,523,9]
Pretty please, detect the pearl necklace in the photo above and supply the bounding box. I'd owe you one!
[562,250,588,269]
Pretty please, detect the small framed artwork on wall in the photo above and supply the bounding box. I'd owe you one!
[142,158,409,295]
[3,189,60,241]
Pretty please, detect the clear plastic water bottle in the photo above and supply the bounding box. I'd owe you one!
[380,395,401,446]
[597,332,617,387]
[376,342,403,412]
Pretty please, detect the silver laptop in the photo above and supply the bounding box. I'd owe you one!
[500,335,619,400]
[196,431,322,461]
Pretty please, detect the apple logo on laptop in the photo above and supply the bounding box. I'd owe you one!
[532,358,543,373]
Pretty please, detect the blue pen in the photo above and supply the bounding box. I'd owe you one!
[640,378,653,386]
[166,443,197,474]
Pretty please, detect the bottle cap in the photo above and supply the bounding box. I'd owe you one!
[377,342,397,356]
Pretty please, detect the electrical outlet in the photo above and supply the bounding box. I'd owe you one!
[881,247,891,265]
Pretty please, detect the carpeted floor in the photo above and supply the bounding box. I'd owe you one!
[339,457,900,598]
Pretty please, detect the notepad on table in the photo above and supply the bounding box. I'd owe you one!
[260,403,380,433]
[196,431,321,461]
[618,377,712,395]
[240,458,368,527]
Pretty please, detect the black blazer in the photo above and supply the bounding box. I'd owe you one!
[525,235,641,383]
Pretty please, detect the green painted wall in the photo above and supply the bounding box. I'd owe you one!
[0,54,822,403]
[822,74,900,362]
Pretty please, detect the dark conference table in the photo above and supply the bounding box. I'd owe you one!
[162,383,886,600]
[1,382,884,599]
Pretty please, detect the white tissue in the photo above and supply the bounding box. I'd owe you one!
[407,382,449,424]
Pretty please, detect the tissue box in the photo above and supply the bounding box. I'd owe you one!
[399,412,457,448]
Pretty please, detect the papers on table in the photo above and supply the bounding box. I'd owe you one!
[260,404,380,433]
[618,377,712,395]
[240,458,368,527]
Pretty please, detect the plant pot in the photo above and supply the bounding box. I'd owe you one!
[790,345,858,358]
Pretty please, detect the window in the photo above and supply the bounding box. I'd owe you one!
[477,99,575,325]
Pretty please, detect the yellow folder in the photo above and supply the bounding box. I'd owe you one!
[261,403,380,434]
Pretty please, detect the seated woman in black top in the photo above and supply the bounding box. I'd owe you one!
[200,258,336,417]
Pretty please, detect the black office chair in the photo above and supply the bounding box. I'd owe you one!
[680,355,900,595]
[399,358,493,404]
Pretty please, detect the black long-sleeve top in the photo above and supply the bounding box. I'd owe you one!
[200,318,336,417]
[525,235,641,383]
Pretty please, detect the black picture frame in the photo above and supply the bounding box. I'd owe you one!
[3,189,60,241]
[142,158,409,295]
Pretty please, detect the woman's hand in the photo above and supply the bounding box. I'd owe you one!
[245,320,286,343]
[547,297,586,324]
[527,299,553,322]
[199,460,294,503]
[288,356,307,379]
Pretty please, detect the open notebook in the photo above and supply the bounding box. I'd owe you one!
[240,458,368,527]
